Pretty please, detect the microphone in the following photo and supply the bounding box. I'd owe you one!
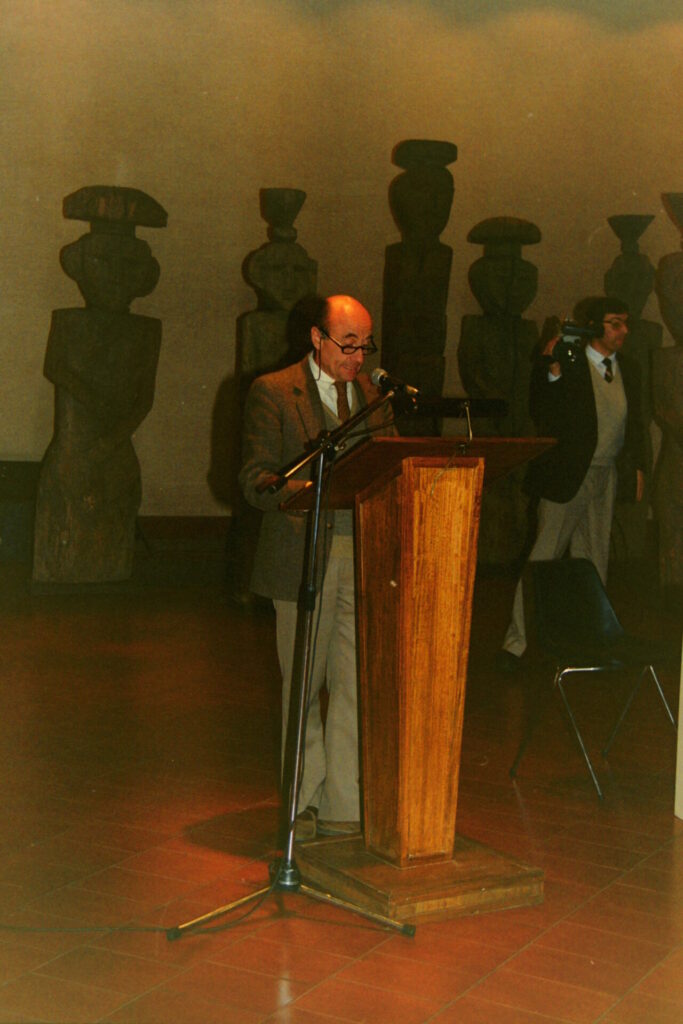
[371,367,420,397]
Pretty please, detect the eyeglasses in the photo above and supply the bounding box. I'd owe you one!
[318,328,377,356]
[603,318,628,330]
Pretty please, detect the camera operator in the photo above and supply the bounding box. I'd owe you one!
[497,295,646,671]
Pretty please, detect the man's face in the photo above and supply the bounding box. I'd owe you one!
[592,313,629,357]
[312,298,373,382]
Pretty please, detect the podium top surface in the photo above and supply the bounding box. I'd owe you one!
[282,435,554,511]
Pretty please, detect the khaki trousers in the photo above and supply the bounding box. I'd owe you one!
[274,535,359,821]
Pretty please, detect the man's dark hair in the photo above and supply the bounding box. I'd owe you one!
[573,295,629,339]
[281,294,327,365]
[314,296,331,335]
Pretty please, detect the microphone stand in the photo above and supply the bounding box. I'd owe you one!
[166,386,415,941]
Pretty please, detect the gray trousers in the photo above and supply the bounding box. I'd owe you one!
[274,535,359,821]
[502,464,617,657]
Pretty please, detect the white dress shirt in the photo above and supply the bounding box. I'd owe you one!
[308,353,353,416]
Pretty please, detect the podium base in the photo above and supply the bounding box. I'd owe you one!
[295,833,543,924]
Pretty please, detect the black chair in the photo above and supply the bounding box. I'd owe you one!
[509,558,677,799]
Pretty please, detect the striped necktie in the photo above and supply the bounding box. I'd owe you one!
[334,380,351,421]
[602,357,613,383]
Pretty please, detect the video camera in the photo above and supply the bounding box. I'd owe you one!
[551,319,597,365]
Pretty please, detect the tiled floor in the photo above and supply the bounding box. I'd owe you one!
[0,540,680,1023]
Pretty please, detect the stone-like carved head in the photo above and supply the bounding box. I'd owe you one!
[59,186,166,313]
[605,253,655,321]
[467,217,541,317]
[245,241,317,313]
[604,215,655,320]
[61,232,160,313]
[389,139,457,247]
[243,187,317,312]
[655,193,683,344]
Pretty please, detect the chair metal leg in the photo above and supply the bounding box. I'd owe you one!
[649,664,676,728]
[556,673,604,800]
[603,664,676,758]
[602,668,644,758]
[510,731,532,778]
[509,673,547,779]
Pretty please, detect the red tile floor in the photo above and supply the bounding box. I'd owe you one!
[0,539,681,1023]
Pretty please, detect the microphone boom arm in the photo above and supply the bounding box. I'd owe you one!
[257,389,396,495]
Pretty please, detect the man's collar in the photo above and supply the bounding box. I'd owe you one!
[587,343,614,366]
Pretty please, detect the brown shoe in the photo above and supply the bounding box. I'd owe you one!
[317,819,361,836]
[294,806,317,842]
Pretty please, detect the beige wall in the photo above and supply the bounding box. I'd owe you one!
[2,0,681,514]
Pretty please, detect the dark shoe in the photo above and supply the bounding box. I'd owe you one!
[495,649,522,675]
[317,819,361,836]
[294,806,317,842]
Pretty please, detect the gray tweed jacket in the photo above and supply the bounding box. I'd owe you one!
[239,355,395,601]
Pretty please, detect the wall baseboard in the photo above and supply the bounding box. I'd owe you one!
[137,515,231,540]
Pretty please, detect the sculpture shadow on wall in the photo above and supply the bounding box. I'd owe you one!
[206,188,319,606]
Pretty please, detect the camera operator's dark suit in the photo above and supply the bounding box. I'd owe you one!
[526,348,644,505]
[502,344,645,657]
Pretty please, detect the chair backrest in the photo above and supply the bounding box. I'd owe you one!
[529,558,625,652]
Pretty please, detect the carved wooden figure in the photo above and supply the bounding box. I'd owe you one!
[458,217,541,565]
[382,139,458,436]
[604,214,661,562]
[225,188,317,605]
[33,186,166,583]
[238,189,317,380]
[653,193,683,589]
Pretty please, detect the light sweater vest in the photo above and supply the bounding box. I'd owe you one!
[589,360,627,465]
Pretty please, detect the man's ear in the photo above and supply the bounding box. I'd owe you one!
[310,326,322,352]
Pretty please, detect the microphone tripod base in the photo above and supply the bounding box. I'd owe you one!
[166,852,415,940]
[269,856,301,890]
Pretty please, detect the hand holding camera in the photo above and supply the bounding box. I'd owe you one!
[540,315,597,376]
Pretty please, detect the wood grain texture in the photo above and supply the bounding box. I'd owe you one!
[282,436,555,510]
[296,834,543,923]
[356,456,484,866]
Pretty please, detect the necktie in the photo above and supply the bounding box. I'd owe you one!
[602,357,613,383]
[334,380,351,421]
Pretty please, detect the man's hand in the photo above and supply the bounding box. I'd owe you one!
[540,316,562,378]
[542,339,562,379]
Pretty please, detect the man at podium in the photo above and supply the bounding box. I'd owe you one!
[239,294,394,841]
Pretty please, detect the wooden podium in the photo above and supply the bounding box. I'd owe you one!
[285,436,551,923]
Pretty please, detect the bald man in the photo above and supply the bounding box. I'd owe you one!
[239,295,395,840]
